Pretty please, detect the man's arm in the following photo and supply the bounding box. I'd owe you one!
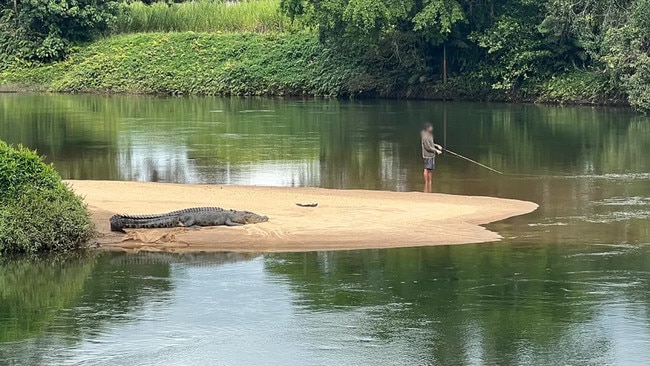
[434,144,443,155]
[422,137,437,153]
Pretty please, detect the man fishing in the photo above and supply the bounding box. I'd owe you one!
[421,123,443,193]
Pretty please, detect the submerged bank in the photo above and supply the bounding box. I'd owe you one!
[67,180,538,253]
[0,32,629,107]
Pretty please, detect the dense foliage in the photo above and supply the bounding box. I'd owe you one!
[0,0,120,62]
[280,0,650,111]
[601,0,650,112]
[0,0,648,111]
[0,141,93,255]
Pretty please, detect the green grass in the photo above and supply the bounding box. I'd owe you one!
[3,32,366,97]
[116,0,300,34]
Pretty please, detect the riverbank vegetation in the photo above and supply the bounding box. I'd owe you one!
[0,0,648,112]
[0,142,93,255]
[115,0,297,33]
[1,32,363,96]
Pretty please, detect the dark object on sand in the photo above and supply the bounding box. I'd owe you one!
[110,207,268,232]
[295,203,318,207]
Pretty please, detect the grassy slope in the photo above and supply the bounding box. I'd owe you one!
[0,31,627,105]
[0,32,364,97]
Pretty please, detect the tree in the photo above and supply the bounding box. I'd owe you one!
[281,0,465,45]
[469,0,554,91]
[0,0,120,62]
[602,0,650,112]
[280,0,468,94]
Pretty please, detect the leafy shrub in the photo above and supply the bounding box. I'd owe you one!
[625,56,650,113]
[0,143,61,200]
[0,141,93,255]
[0,62,61,91]
[0,0,120,62]
[600,0,650,113]
[536,71,626,105]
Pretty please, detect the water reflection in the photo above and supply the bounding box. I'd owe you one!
[1,246,649,365]
[1,95,649,364]
[0,253,95,343]
[0,252,256,365]
[265,244,650,365]
[2,95,648,190]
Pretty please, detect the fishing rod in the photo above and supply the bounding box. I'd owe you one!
[442,148,504,175]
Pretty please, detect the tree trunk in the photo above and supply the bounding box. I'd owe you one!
[443,43,448,85]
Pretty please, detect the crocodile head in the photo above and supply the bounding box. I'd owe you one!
[234,211,269,224]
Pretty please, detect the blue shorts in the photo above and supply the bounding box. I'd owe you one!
[424,158,435,170]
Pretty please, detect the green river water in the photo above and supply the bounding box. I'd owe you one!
[0,94,649,365]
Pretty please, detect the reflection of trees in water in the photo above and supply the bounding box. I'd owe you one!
[0,252,173,364]
[0,253,96,343]
[264,245,650,364]
[317,103,413,190]
[0,94,120,180]
[0,250,260,363]
[116,145,197,183]
[1,94,648,191]
[465,105,650,175]
[315,103,650,193]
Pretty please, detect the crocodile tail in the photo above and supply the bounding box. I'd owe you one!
[109,214,180,231]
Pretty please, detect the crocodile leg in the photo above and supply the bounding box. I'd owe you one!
[225,218,243,226]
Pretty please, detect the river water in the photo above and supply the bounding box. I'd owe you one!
[0,94,649,365]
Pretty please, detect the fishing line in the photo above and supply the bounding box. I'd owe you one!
[441,147,578,178]
[442,148,504,175]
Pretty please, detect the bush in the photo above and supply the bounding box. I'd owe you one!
[0,0,120,62]
[535,70,626,106]
[0,62,61,91]
[625,56,650,113]
[0,141,93,255]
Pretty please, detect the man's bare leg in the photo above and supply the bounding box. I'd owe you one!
[423,169,428,192]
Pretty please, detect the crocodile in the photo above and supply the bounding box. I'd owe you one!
[109,207,268,232]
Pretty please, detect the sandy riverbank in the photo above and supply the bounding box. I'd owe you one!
[66,180,538,253]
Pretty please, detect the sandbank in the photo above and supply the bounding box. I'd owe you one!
[66,180,538,253]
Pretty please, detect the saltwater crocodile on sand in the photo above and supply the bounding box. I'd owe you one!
[110,207,268,232]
